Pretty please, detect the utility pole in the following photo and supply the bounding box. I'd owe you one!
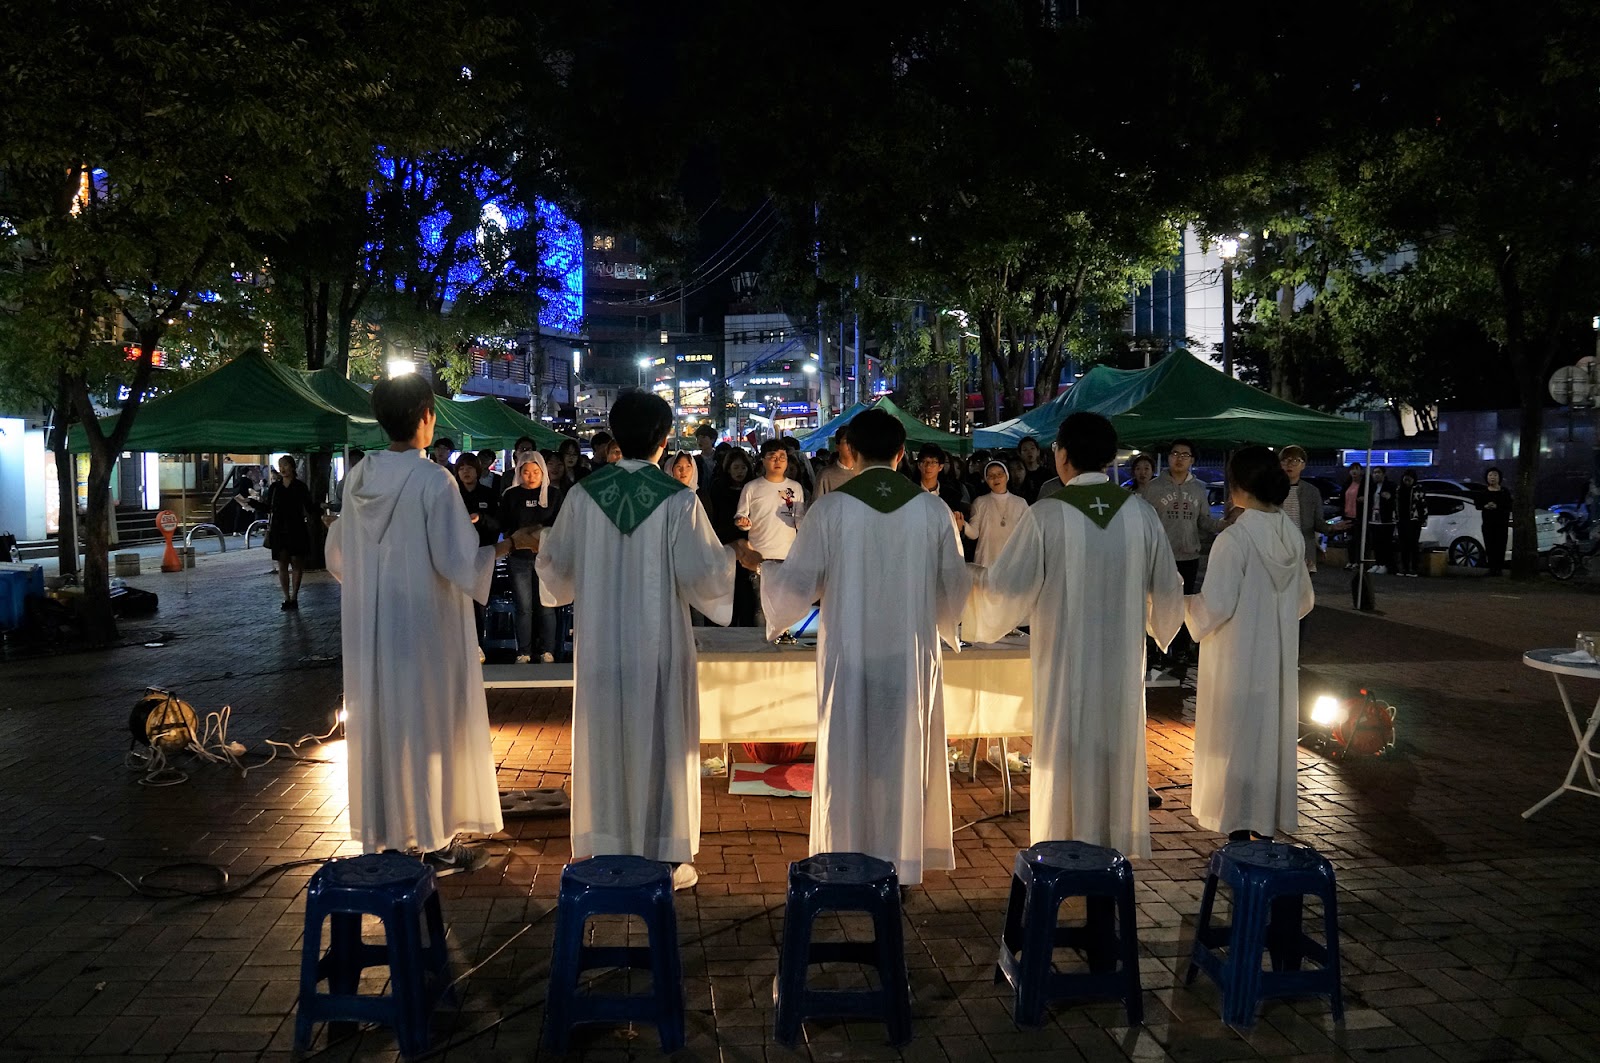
[853,275,861,407]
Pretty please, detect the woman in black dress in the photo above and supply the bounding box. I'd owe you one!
[1480,466,1512,576]
[264,455,316,609]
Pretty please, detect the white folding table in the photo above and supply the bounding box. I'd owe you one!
[1520,648,1600,818]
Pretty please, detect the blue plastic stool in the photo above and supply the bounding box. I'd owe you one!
[294,853,453,1057]
[994,841,1143,1026]
[774,853,912,1047]
[1185,840,1344,1027]
[544,856,685,1053]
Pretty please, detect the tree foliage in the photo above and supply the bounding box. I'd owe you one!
[0,0,517,640]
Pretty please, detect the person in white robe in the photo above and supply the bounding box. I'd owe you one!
[746,408,971,886]
[536,392,737,890]
[326,375,533,865]
[1185,446,1314,839]
[963,459,1030,567]
[967,413,1184,858]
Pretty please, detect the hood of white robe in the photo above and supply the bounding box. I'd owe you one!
[345,449,438,542]
[1235,508,1305,592]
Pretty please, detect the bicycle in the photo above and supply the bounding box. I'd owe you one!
[1547,513,1600,580]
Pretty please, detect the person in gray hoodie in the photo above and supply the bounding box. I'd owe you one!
[1138,439,1226,674]
[1184,447,1314,841]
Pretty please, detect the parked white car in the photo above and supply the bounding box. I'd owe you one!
[1416,486,1559,566]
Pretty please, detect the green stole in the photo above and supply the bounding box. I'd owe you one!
[576,462,688,534]
[834,467,924,513]
[1041,481,1130,530]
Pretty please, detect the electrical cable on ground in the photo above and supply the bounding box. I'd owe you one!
[0,856,329,900]
[128,704,343,786]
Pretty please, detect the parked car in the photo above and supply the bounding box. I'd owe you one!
[1301,475,1346,521]
[1416,484,1559,566]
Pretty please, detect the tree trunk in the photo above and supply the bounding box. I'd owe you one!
[1002,324,1026,417]
[1512,355,1544,579]
[1497,249,1556,580]
[80,451,117,644]
[53,433,78,576]
[51,373,79,576]
[979,310,1000,424]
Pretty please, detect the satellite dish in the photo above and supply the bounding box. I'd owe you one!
[1550,365,1594,407]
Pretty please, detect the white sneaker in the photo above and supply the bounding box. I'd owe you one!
[1372,565,1387,574]
[540,652,555,663]
[515,654,532,664]
[671,863,699,891]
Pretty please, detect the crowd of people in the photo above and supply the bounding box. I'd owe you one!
[327,375,1316,885]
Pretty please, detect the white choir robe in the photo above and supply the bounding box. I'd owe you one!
[760,483,971,885]
[1185,508,1314,837]
[326,449,503,853]
[537,459,736,864]
[967,474,1184,858]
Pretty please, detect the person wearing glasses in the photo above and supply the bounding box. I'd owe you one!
[1278,446,1328,572]
[1138,440,1226,677]
[734,439,807,563]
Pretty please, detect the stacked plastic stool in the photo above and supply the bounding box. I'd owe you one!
[995,841,1143,1027]
[295,852,453,1057]
[544,855,685,1053]
[1186,839,1344,1027]
[774,853,912,1047]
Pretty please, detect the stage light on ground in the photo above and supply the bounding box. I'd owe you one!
[1301,688,1398,759]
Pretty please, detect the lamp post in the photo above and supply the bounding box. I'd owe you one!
[1218,236,1239,379]
[637,356,650,390]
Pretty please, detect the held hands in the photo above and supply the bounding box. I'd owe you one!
[469,513,480,524]
[734,516,752,531]
[733,540,764,571]
[510,526,542,552]
[321,514,338,528]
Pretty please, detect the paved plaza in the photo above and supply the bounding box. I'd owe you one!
[0,544,1598,1062]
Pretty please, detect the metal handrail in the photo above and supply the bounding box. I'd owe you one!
[244,520,269,549]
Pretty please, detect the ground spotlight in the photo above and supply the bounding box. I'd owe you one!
[1300,688,1398,759]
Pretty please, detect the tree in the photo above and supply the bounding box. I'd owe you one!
[0,0,516,642]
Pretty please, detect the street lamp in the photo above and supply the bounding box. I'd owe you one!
[637,356,650,389]
[1218,236,1240,378]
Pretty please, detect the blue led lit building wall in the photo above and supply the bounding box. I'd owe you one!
[372,153,583,334]
[534,198,583,335]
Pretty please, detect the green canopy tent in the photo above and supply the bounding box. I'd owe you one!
[449,396,568,451]
[299,368,567,452]
[68,351,387,453]
[973,349,1371,451]
[795,399,970,455]
[875,397,973,456]
[795,402,872,452]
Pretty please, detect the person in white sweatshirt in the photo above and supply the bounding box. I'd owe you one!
[1184,446,1314,841]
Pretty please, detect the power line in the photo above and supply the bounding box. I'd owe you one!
[622,200,775,306]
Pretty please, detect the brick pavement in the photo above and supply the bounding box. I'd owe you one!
[0,549,1597,1061]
